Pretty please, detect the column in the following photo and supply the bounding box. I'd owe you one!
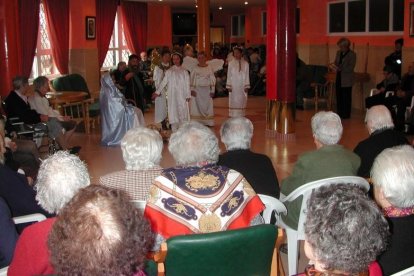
[197,0,210,58]
[266,0,296,140]
[0,0,21,98]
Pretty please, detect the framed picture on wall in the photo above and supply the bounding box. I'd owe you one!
[410,4,414,37]
[86,16,96,40]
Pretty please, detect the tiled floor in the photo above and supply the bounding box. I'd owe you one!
[73,95,370,183]
[69,95,398,274]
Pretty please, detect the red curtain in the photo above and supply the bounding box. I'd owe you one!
[96,0,118,68]
[43,0,69,74]
[18,0,40,78]
[121,1,147,54]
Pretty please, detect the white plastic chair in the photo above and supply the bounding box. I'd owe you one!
[258,194,287,224]
[276,176,370,276]
[391,266,414,276]
[131,200,146,210]
[0,213,47,276]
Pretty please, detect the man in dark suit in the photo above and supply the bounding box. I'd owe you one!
[4,76,48,124]
[354,105,409,178]
[218,117,280,199]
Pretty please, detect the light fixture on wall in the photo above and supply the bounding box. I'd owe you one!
[219,6,222,10]
[244,1,248,4]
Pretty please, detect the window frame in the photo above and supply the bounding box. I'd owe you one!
[30,1,60,81]
[231,14,245,37]
[101,8,131,70]
[327,0,404,36]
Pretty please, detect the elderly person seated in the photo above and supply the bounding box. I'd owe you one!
[144,121,264,250]
[48,185,153,276]
[0,132,50,219]
[302,184,388,275]
[218,117,280,198]
[281,111,360,229]
[8,151,90,275]
[100,127,163,201]
[371,145,414,275]
[100,73,145,146]
[4,76,78,153]
[0,117,40,180]
[354,105,408,178]
[28,76,79,153]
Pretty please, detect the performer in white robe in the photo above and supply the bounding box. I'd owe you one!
[153,50,171,128]
[153,52,191,132]
[226,47,250,117]
[190,52,216,126]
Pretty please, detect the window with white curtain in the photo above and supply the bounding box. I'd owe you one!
[30,1,60,79]
[102,9,131,69]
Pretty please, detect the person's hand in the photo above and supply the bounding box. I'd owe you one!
[125,72,135,81]
[191,90,197,97]
[7,141,17,152]
[26,176,34,186]
[397,90,406,98]
[152,93,160,100]
[63,116,71,121]
[40,114,49,122]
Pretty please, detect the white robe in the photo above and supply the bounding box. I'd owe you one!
[190,65,216,126]
[153,63,170,123]
[226,59,250,117]
[155,65,191,126]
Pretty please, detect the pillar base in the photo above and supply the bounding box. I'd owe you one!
[266,100,296,140]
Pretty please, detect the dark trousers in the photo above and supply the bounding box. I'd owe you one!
[336,86,352,119]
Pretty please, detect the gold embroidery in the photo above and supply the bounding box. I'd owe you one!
[242,180,255,196]
[170,202,191,216]
[227,196,241,210]
[185,172,220,191]
[199,213,221,233]
[148,186,161,204]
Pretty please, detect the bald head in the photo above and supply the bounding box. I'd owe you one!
[365,105,394,134]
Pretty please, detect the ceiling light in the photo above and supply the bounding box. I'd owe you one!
[219,6,223,10]
[244,1,248,4]
[195,5,198,8]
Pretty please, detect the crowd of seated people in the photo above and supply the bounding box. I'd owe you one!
[2,108,414,274]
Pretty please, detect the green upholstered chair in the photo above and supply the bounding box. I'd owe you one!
[154,224,278,276]
[50,74,100,134]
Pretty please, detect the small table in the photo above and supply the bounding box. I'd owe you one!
[46,91,89,133]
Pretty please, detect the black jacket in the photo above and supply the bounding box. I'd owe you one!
[4,91,40,124]
[354,129,408,178]
[218,149,280,198]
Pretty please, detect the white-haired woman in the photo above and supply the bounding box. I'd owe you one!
[9,151,90,275]
[371,145,414,275]
[330,37,356,119]
[281,111,360,229]
[100,127,163,201]
[354,105,409,178]
[218,117,279,198]
[144,121,264,250]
